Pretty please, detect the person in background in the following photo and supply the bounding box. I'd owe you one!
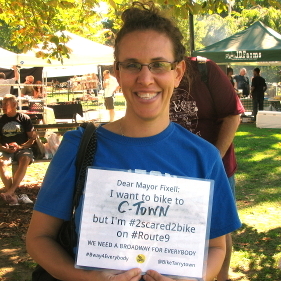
[91,73,100,96]
[250,67,267,121]
[33,81,45,99]
[227,67,234,87]
[103,70,120,122]
[0,65,19,97]
[234,68,250,97]
[0,94,36,205]
[26,2,241,281]
[21,75,34,97]
[170,57,244,281]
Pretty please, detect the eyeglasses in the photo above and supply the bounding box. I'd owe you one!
[116,61,178,74]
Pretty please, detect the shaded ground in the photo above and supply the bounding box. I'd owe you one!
[0,163,48,281]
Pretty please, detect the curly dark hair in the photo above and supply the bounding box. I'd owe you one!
[114,1,186,62]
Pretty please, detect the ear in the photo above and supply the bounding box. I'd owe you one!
[174,60,186,88]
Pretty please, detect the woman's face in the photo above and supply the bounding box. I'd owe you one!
[115,30,185,123]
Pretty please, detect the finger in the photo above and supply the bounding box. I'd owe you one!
[144,270,162,281]
[115,268,142,281]
[0,193,7,201]
[144,270,174,281]
[6,195,13,203]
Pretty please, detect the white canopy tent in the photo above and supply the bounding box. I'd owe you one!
[0,47,18,67]
[1,32,114,77]
[23,31,114,77]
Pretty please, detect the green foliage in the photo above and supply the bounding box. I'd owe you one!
[0,0,281,63]
[0,0,105,62]
[0,20,21,52]
[231,6,281,34]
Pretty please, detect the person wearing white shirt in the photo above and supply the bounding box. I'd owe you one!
[0,66,19,97]
[103,70,120,122]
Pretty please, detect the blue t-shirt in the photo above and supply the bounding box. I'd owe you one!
[35,122,241,240]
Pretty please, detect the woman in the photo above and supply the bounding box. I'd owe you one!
[33,81,45,99]
[226,68,235,88]
[26,2,241,281]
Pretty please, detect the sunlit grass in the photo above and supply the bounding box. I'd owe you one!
[231,123,281,281]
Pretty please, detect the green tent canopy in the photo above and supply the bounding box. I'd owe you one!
[192,21,281,65]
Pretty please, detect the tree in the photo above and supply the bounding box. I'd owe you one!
[0,0,105,63]
[0,0,280,63]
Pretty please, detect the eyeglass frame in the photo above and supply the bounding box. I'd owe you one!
[115,61,178,74]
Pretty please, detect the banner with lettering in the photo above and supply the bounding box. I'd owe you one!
[76,168,213,280]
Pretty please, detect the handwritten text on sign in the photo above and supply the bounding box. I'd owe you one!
[76,169,213,279]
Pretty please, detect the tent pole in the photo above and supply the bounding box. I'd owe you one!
[189,10,195,55]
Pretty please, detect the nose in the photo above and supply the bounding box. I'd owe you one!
[136,65,154,86]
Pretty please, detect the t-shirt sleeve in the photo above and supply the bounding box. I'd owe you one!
[34,128,83,220]
[208,157,241,239]
[207,61,244,117]
[21,87,26,95]
[7,78,16,84]
[22,114,34,132]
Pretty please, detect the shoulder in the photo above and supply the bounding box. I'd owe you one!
[110,75,118,82]
[6,78,16,83]
[0,114,7,123]
[62,126,84,146]
[205,59,226,78]
[18,112,30,118]
[16,112,32,122]
[172,123,218,154]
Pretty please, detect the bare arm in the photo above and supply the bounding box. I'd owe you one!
[12,65,19,81]
[204,235,226,280]
[26,211,142,281]
[19,131,37,149]
[215,115,240,158]
[103,79,109,89]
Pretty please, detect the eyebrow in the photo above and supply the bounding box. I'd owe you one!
[121,57,170,62]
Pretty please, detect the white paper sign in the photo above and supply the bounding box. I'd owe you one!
[76,168,213,280]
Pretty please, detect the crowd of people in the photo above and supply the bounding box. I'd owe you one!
[21,75,46,99]
[68,73,100,95]
[227,67,267,120]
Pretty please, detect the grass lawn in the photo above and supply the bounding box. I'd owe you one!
[231,123,281,280]
[0,122,280,281]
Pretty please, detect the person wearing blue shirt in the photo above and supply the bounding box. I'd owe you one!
[26,2,241,281]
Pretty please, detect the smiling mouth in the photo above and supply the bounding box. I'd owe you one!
[136,92,159,100]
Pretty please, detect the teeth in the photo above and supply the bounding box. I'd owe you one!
[137,92,158,99]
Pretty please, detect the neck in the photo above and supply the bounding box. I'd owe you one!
[6,112,17,117]
[120,114,170,138]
